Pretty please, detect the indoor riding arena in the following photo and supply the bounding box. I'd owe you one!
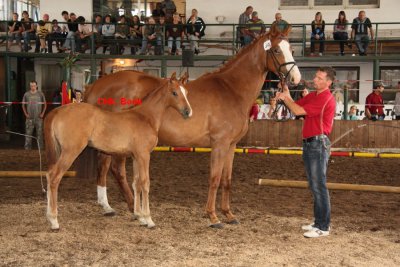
[1,1,400,266]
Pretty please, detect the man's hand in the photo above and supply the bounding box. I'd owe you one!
[275,84,291,102]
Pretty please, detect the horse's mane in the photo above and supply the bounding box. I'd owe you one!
[200,23,292,78]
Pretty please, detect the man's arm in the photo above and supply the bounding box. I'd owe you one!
[275,85,307,116]
[22,94,29,118]
[369,26,374,40]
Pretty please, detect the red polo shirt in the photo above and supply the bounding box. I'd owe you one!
[296,89,336,139]
[365,92,384,115]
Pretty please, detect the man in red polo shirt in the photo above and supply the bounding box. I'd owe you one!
[276,66,336,238]
[365,82,385,120]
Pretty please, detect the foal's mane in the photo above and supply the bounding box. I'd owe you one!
[201,23,292,78]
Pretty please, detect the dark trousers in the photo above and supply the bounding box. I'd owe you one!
[35,35,51,52]
[310,36,325,53]
[333,32,349,53]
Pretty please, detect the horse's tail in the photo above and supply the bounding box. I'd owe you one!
[44,112,60,168]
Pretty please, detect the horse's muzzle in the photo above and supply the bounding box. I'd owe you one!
[181,107,192,119]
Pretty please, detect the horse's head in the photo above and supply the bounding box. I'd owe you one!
[167,72,192,119]
[263,24,301,85]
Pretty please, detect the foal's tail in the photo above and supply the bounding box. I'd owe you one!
[44,112,61,168]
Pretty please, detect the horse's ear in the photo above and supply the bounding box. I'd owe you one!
[180,72,189,85]
[170,72,177,82]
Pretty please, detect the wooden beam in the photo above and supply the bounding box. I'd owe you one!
[257,179,400,194]
[0,171,76,178]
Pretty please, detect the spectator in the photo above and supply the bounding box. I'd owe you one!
[60,11,70,45]
[351,10,374,56]
[37,20,50,53]
[7,13,22,51]
[115,15,130,54]
[34,14,52,53]
[310,12,325,56]
[102,15,116,54]
[365,82,385,121]
[77,16,95,53]
[272,12,289,33]
[93,14,103,34]
[22,81,47,150]
[73,90,83,103]
[276,67,336,238]
[156,15,166,54]
[139,16,162,55]
[152,2,166,22]
[21,11,35,52]
[266,96,277,120]
[166,12,184,55]
[249,101,260,122]
[238,6,253,47]
[393,81,400,120]
[161,0,176,23]
[129,15,143,55]
[48,19,63,53]
[333,10,351,56]
[62,12,78,52]
[342,105,358,120]
[186,9,206,55]
[243,11,266,46]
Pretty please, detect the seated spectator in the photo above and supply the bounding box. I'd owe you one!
[129,15,143,55]
[152,2,165,22]
[266,96,277,119]
[238,6,253,47]
[21,11,35,52]
[166,12,184,55]
[161,0,177,23]
[48,19,63,52]
[351,10,374,56]
[333,11,351,56]
[115,15,130,54]
[310,12,325,56]
[77,16,95,53]
[139,16,162,55]
[61,12,78,52]
[186,9,206,55]
[102,15,116,54]
[60,11,70,46]
[243,11,265,46]
[34,14,52,53]
[272,13,289,33]
[72,90,83,103]
[7,13,22,51]
[365,82,385,121]
[37,20,51,53]
[342,105,358,120]
[156,15,166,54]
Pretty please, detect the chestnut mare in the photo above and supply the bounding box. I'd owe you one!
[84,24,301,228]
[45,73,191,230]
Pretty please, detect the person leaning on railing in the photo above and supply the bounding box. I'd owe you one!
[242,11,265,46]
[351,10,374,56]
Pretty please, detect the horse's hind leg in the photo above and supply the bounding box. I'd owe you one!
[110,155,134,213]
[47,151,80,230]
[96,152,115,215]
[221,145,239,225]
[136,153,155,228]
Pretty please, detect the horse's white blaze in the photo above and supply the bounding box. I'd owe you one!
[97,186,114,213]
[180,85,193,117]
[279,40,301,84]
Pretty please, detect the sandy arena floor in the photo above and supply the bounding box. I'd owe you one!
[0,145,399,266]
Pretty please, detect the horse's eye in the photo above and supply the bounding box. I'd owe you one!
[273,48,280,53]
[172,91,178,96]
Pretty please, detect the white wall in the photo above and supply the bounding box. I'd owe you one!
[40,0,92,22]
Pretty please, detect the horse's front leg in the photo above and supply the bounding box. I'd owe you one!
[136,152,155,228]
[110,155,134,212]
[206,142,231,228]
[96,152,116,215]
[221,144,239,225]
[131,157,143,221]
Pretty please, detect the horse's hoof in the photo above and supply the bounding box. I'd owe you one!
[50,227,60,232]
[227,219,240,225]
[147,223,156,229]
[103,211,116,217]
[209,223,224,229]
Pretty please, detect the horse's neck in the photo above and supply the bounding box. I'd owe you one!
[135,85,169,130]
[218,42,267,107]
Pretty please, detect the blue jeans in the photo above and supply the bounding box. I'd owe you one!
[302,135,331,231]
[355,34,370,54]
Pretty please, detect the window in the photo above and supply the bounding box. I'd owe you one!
[380,67,400,103]
[280,0,379,8]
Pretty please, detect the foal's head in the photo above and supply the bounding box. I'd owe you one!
[167,72,192,119]
[263,24,301,85]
